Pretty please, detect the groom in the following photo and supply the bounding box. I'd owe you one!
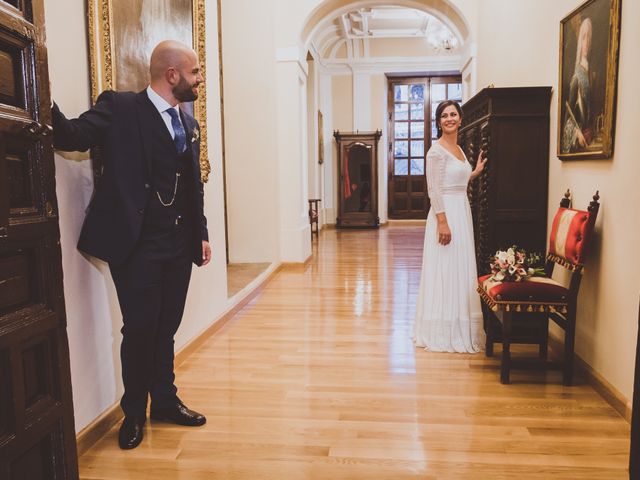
[52,40,211,449]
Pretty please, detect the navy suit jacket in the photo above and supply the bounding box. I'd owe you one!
[52,90,208,266]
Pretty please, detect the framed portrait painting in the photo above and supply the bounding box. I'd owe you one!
[87,0,210,180]
[557,0,621,160]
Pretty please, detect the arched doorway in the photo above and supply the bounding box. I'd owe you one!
[298,0,472,224]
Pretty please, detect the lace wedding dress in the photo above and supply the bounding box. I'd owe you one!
[413,142,485,353]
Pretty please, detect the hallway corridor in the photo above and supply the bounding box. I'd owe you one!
[79,225,630,479]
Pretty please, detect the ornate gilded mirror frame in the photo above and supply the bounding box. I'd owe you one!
[87,0,210,181]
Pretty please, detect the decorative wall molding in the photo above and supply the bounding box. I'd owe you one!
[317,55,462,75]
[276,46,309,77]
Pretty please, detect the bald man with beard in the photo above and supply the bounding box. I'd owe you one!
[52,40,211,449]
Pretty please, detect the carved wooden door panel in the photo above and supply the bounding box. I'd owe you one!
[387,78,429,219]
[0,1,79,479]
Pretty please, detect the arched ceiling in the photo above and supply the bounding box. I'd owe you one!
[312,6,460,61]
[301,0,470,53]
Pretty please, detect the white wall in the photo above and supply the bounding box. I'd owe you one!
[474,0,640,401]
[221,0,280,263]
[329,74,352,222]
[45,0,229,432]
[371,73,388,223]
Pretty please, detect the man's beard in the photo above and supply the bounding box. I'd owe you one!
[173,75,198,103]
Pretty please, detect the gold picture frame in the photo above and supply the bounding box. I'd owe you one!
[87,0,210,181]
[318,110,324,165]
[557,0,621,160]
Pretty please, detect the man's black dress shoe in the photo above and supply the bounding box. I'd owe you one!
[118,417,145,450]
[150,401,206,426]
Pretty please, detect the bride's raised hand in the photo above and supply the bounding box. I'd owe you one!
[471,150,487,179]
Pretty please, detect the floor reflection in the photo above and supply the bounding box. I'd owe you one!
[79,223,631,479]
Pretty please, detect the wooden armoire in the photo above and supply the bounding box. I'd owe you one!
[459,87,552,274]
[334,130,381,228]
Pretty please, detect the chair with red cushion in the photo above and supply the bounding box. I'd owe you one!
[308,198,321,242]
[477,190,600,385]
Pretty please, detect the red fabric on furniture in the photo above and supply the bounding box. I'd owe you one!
[479,274,569,303]
[548,207,594,265]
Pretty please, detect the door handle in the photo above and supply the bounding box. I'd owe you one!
[22,121,53,139]
[39,123,53,137]
[24,121,40,136]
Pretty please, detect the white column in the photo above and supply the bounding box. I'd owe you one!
[307,59,319,200]
[319,71,334,225]
[276,48,311,263]
[460,42,478,100]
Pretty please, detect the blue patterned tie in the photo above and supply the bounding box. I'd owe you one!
[165,108,187,153]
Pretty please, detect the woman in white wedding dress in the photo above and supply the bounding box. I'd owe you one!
[413,100,487,353]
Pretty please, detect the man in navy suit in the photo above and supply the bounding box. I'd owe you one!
[52,40,211,449]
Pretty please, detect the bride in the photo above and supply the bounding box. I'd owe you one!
[413,100,487,353]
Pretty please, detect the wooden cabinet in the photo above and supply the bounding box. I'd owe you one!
[334,130,381,228]
[459,87,552,274]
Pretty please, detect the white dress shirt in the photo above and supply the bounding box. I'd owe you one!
[146,86,183,140]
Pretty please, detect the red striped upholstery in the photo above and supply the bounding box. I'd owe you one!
[548,207,595,266]
[477,190,600,385]
[479,274,568,304]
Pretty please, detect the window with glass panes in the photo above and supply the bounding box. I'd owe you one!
[387,76,462,219]
[392,83,426,177]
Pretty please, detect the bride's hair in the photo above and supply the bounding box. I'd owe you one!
[435,100,463,138]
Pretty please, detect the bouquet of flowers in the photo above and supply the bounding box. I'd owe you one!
[488,245,545,282]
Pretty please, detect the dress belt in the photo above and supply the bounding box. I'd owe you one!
[441,185,468,194]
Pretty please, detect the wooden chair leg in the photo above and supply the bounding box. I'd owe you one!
[563,312,576,386]
[539,316,549,360]
[500,311,512,384]
[484,307,494,357]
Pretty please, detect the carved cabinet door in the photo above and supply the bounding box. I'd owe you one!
[0,1,79,479]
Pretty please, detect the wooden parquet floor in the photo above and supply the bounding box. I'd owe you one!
[79,225,631,479]
[227,262,271,297]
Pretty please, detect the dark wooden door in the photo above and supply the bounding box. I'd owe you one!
[387,76,462,219]
[387,78,428,219]
[0,1,79,479]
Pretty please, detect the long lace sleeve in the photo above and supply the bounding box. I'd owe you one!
[426,147,446,214]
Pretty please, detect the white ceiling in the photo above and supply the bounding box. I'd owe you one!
[311,6,461,62]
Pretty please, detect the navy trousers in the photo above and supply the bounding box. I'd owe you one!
[109,225,193,418]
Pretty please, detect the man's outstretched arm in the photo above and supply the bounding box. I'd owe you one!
[52,90,115,152]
